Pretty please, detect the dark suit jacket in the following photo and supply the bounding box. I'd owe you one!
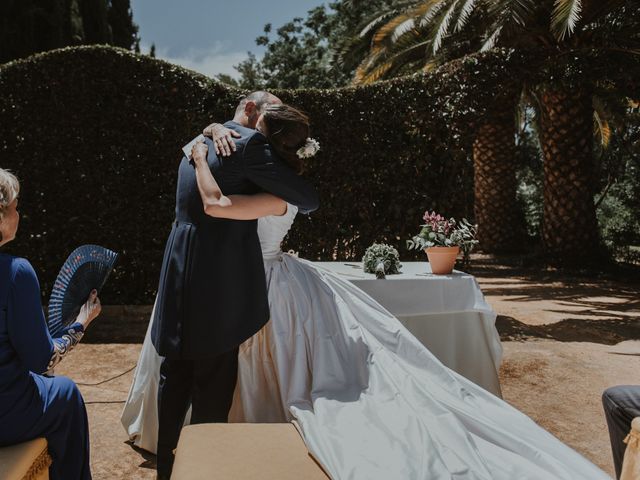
[151,121,318,359]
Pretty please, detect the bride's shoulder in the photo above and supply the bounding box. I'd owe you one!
[284,203,299,218]
[261,203,297,227]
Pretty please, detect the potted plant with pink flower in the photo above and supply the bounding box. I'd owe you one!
[407,211,478,274]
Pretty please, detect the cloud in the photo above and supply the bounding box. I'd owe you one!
[142,42,252,79]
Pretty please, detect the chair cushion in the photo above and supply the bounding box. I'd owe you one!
[621,418,640,480]
[172,423,328,480]
[0,438,51,480]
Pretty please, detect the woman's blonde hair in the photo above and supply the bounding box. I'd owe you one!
[0,168,20,221]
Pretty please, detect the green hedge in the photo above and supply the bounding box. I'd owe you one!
[0,46,522,304]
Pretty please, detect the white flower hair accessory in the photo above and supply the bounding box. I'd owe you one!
[296,138,320,159]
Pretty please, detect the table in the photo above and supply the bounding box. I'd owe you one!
[314,262,503,397]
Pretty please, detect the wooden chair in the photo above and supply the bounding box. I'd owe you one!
[171,423,329,480]
[0,438,51,480]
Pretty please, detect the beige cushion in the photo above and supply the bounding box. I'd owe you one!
[172,424,329,480]
[621,417,640,480]
[0,438,51,480]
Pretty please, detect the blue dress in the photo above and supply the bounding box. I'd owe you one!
[0,253,91,480]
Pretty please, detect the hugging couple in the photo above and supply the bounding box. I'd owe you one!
[122,91,610,480]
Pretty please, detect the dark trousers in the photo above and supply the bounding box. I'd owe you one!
[602,385,640,479]
[156,347,239,477]
[0,375,91,480]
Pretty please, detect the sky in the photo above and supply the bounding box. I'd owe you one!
[130,0,326,78]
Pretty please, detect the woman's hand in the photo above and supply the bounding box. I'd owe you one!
[191,141,208,163]
[191,140,232,207]
[76,290,102,329]
[202,123,241,157]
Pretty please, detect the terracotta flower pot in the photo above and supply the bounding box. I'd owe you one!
[424,246,460,274]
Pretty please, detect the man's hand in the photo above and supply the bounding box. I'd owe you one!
[203,123,241,157]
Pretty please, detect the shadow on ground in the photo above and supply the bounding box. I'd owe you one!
[127,442,156,471]
[497,315,640,344]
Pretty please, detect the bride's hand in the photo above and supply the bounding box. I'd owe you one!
[202,123,241,157]
[191,141,208,162]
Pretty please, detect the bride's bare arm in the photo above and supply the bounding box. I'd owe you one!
[207,193,287,220]
[191,141,287,220]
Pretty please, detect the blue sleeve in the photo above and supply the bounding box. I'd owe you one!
[7,259,84,373]
[7,259,55,373]
[243,133,319,214]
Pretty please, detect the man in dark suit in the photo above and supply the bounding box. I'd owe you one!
[151,91,319,479]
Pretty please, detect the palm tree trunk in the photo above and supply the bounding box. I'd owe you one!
[473,110,524,252]
[538,87,600,262]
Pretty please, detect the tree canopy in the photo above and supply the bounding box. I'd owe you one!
[219,0,401,89]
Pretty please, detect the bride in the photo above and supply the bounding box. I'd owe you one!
[122,106,609,479]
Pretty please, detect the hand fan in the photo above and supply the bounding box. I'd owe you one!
[47,245,118,337]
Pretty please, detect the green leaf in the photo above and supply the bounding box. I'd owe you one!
[551,0,583,41]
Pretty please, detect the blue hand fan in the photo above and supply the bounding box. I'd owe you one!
[47,245,118,337]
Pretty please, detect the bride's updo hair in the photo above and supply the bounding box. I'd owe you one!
[262,104,310,174]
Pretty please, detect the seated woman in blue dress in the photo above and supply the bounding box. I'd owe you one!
[0,168,102,480]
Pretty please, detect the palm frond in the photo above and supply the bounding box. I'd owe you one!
[354,28,434,85]
[419,0,449,27]
[455,0,480,32]
[392,18,417,42]
[362,39,433,83]
[432,0,461,53]
[551,0,583,41]
[337,3,420,72]
[356,61,394,84]
[481,25,503,51]
[593,109,612,148]
[487,0,537,27]
[353,49,385,84]
[383,39,434,76]
[371,1,441,47]
[423,59,439,72]
[372,13,414,48]
[360,10,405,38]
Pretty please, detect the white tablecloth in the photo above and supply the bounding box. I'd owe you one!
[314,261,503,397]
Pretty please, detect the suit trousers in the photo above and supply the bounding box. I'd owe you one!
[602,385,640,479]
[156,347,239,477]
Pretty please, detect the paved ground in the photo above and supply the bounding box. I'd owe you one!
[52,256,639,479]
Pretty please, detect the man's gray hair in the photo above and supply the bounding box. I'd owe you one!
[236,91,276,115]
[0,168,19,221]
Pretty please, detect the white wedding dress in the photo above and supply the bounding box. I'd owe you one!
[121,205,609,479]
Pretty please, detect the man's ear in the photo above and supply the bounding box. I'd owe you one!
[244,101,257,117]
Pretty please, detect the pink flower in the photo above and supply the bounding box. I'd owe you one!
[422,211,452,234]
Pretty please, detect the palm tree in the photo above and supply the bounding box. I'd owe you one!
[348,0,640,262]
[346,2,526,252]
[472,106,522,251]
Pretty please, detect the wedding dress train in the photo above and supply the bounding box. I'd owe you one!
[121,204,609,479]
